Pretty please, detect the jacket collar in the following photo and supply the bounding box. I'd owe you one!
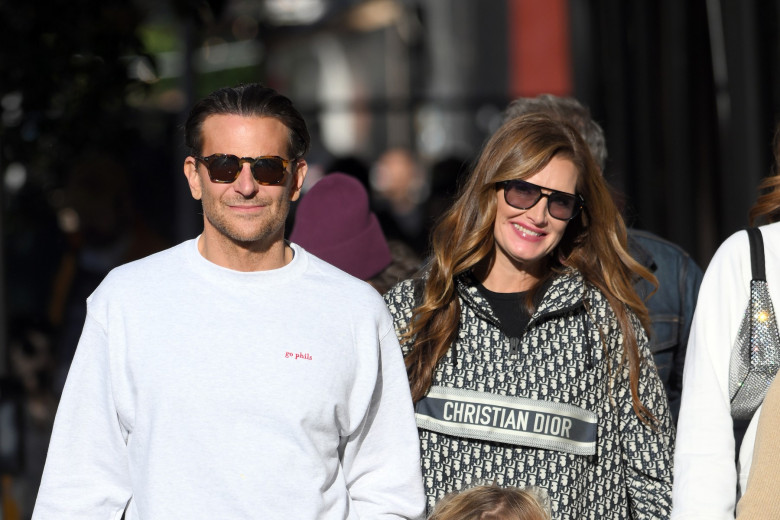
[456,268,586,324]
[627,233,657,272]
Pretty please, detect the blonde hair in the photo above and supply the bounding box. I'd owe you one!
[403,114,657,424]
[428,485,551,520]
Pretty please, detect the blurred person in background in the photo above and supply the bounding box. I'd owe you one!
[424,155,470,234]
[673,123,780,519]
[371,147,430,256]
[384,113,674,518]
[32,83,425,520]
[503,94,703,423]
[50,153,170,393]
[290,171,422,294]
[326,155,372,191]
[284,154,370,236]
[2,153,171,517]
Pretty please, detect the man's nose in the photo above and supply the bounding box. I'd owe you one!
[233,163,259,195]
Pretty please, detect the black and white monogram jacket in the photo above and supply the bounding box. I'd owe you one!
[383,269,674,519]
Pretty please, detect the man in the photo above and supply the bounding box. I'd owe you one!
[32,83,426,519]
[504,94,703,422]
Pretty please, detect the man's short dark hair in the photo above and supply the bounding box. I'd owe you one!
[184,83,310,160]
[503,94,607,171]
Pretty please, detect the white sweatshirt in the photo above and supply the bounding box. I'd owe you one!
[32,239,425,520]
[672,222,780,519]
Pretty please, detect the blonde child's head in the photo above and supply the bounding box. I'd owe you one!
[428,484,551,520]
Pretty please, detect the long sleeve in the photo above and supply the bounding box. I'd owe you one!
[672,231,753,520]
[32,241,424,519]
[618,317,675,519]
[736,374,780,519]
[340,324,425,520]
[32,312,132,519]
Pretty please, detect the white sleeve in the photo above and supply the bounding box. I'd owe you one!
[671,231,751,520]
[32,311,132,520]
[340,323,425,520]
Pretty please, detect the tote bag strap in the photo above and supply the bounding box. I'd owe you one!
[747,226,765,281]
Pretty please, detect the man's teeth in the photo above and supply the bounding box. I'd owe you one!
[512,223,541,236]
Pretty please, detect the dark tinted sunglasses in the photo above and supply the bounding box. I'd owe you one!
[195,154,295,185]
[498,179,584,221]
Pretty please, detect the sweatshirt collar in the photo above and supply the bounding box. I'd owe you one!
[186,237,308,289]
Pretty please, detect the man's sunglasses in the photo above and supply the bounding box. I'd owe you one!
[194,154,295,185]
[498,179,584,221]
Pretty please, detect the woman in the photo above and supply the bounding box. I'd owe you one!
[672,126,780,519]
[384,114,674,519]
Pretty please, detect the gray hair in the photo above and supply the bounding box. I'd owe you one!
[503,94,607,171]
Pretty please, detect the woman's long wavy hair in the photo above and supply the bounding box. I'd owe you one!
[749,124,780,225]
[402,114,657,423]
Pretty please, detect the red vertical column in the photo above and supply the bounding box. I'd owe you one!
[508,0,572,98]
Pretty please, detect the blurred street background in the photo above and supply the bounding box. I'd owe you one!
[2,0,780,517]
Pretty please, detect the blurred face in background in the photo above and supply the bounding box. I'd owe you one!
[370,148,427,213]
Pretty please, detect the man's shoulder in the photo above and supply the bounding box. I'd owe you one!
[303,250,367,284]
[96,240,191,291]
[301,249,385,300]
[111,240,189,274]
[83,241,193,318]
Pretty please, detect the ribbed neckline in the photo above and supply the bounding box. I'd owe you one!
[184,236,308,289]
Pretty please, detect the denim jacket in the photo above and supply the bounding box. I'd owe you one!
[628,229,703,423]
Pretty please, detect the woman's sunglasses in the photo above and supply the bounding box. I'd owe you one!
[195,154,295,185]
[498,179,584,221]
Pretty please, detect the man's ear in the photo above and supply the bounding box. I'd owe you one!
[290,159,308,202]
[184,156,202,200]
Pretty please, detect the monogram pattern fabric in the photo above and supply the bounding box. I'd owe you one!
[384,271,674,519]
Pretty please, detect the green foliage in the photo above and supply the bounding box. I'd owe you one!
[139,23,181,54]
